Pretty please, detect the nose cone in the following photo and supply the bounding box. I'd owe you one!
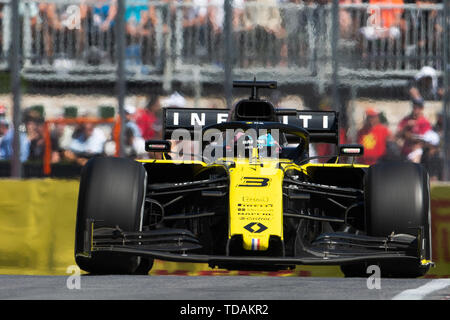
[228,159,284,252]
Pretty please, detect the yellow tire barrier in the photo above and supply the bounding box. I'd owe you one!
[0,179,448,277]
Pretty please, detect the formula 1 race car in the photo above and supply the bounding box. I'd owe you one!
[75,80,433,278]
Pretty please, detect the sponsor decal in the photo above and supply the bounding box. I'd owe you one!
[241,196,269,203]
[238,177,270,187]
[244,222,268,234]
[166,109,333,130]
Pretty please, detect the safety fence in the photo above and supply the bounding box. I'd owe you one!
[0,179,448,277]
[0,1,446,81]
[0,0,448,180]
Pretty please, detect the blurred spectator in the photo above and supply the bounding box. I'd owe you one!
[182,0,208,62]
[136,94,161,140]
[212,0,246,67]
[24,112,45,162]
[0,120,30,163]
[357,107,393,165]
[405,129,441,167]
[371,0,404,29]
[92,0,117,33]
[243,0,285,67]
[125,0,150,37]
[86,0,117,64]
[280,0,308,68]
[146,0,179,70]
[36,3,88,63]
[408,66,444,102]
[0,105,6,119]
[35,3,57,63]
[396,98,432,157]
[161,91,187,109]
[64,123,107,166]
[405,134,424,163]
[360,0,404,40]
[206,0,245,64]
[433,111,444,139]
[339,0,362,39]
[50,123,66,164]
[124,0,151,70]
[103,126,147,160]
[304,0,333,74]
[123,127,147,159]
[420,129,442,181]
[124,104,142,138]
[404,1,443,66]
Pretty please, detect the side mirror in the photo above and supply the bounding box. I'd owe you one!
[339,144,364,156]
[145,140,172,152]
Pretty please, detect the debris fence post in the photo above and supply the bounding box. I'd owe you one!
[443,0,450,180]
[224,0,234,109]
[11,0,21,178]
[116,0,126,158]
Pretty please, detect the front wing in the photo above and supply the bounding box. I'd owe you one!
[78,220,432,269]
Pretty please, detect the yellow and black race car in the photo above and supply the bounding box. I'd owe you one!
[75,81,433,278]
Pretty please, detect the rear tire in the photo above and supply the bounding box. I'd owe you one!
[75,157,153,274]
[341,162,431,278]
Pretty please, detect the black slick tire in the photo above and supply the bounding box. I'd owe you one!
[341,162,431,278]
[74,157,153,274]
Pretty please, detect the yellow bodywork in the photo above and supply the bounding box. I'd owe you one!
[137,157,368,252]
[228,158,284,251]
[227,158,368,251]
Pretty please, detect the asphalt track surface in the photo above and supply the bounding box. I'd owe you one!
[0,275,449,300]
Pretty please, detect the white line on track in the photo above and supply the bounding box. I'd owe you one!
[392,279,450,300]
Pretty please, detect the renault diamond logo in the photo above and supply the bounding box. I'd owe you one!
[244,222,268,233]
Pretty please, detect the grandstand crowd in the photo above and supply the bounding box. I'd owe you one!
[0,0,444,69]
[0,0,446,180]
[0,63,446,180]
[0,93,164,167]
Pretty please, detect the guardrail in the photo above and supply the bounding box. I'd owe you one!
[0,1,446,84]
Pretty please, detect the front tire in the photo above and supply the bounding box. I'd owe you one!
[341,162,431,278]
[75,157,153,274]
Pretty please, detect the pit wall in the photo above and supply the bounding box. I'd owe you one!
[0,179,448,277]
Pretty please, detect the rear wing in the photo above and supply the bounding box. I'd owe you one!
[162,107,339,144]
